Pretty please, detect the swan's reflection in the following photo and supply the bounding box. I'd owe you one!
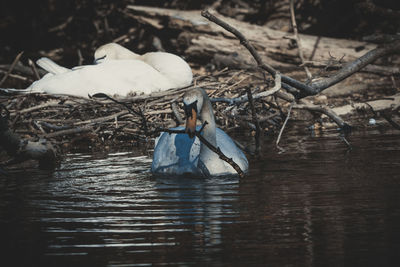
[36,152,239,264]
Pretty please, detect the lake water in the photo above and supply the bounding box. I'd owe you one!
[1,129,400,266]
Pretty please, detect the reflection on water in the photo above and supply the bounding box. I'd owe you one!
[1,131,400,266]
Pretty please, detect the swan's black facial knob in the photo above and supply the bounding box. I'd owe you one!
[184,100,197,119]
[93,55,106,64]
[184,100,198,139]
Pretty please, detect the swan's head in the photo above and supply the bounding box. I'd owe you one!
[94,43,140,64]
[183,88,204,138]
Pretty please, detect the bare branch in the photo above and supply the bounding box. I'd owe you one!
[0,51,24,87]
[293,102,350,129]
[289,0,312,80]
[276,102,294,151]
[201,10,400,98]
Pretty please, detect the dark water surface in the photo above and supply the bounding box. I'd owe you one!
[1,130,400,266]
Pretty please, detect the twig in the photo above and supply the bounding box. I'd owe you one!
[201,10,275,76]
[11,100,60,116]
[194,130,245,178]
[246,86,261,155]
[48,16,73,32]
[340,135,352,150]
[289,0,312,80]
[74,110,129,126]
[90,93,149,135]
[276,102,294,152]
[211,73,282,105]
[293,101,350,129]
[381,112,400,130]
[300,60,400,76]
[310,40,400,95]
[0,51,24,87]
[201,10,308,95]
[44,125,93,138]
[365,102,400,130]
[39,121,72,131]
[28,59,41,80]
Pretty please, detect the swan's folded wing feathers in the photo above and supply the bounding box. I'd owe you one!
[216,128,249,173]
[36,57,70,74]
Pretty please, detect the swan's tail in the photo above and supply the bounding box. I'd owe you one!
[36,57,70,74]
[0,88,43,96]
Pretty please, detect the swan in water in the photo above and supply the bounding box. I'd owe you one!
[1,43,193,98]
[151,88,248,177]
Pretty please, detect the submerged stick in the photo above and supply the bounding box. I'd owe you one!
[246,86,261,155]
[276,102,294,152]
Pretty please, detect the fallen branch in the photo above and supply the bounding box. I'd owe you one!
[211,73,282,105]
[44,125,93,138]
[91,93,149,135]
[0,52,24,87]
[0,104,57,170]
[73,110,129,126]
[276,102,294,152]
[201,10,400,98]
[293,101,350,129]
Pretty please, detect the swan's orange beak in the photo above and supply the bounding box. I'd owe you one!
[185,108,197,139]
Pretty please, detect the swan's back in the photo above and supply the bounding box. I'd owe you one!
[152,126,200,176]
[141,52,193,88]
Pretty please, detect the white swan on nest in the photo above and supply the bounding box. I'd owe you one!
[151,88,248,177]
[2,43,193,98]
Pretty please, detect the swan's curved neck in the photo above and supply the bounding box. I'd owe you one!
[199,91,217,147]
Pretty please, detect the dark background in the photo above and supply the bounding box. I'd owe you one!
[1,0,399,67]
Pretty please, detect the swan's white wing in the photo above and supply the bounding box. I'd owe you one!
[151,126,200,176]
[151,126,248,177]
[28,60,175,98]
[215,128,249,173]
[36,57,70,74]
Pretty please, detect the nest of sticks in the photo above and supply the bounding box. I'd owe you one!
[0,68,285,154]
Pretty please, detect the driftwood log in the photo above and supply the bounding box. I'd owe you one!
[126,5,399,76]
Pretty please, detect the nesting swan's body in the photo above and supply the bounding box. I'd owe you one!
[26,43,193,98]
[151,88,248,177]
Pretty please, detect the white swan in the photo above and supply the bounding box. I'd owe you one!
[151,88,248,177]
[2,43,193,98]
